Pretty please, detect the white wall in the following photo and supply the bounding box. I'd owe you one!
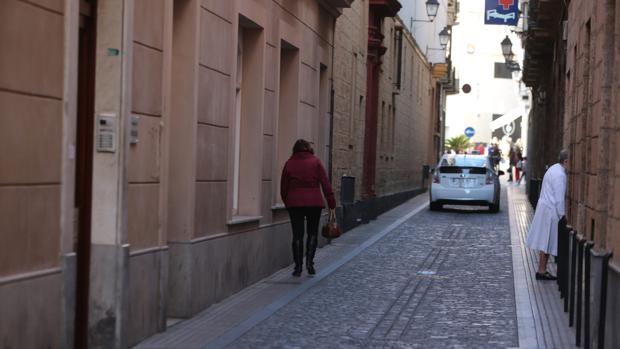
[445,0,527,147]
[399,0,449,63]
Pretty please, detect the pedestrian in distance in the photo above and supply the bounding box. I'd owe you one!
[517,156,527,185]
[525,150,569,280]
[281,139,336,277]
[488,143,502,173]
[514,141,523,182]
[508,143,517,182]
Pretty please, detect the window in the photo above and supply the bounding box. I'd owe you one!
[390,105,395,153]
[232,16,264,218]
[318,63,329,161]
[380,101,386,152]
[349,53,358,138]
[276,40,300,204]
[393,28,403,89]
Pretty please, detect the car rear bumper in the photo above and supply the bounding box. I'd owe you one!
[430,185,495,204]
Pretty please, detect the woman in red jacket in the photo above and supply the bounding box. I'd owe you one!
[281,139,336,277]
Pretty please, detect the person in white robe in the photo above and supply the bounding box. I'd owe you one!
[526,149,569,280]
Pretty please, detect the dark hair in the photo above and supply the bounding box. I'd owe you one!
[292,139,313,154]
[558,149,569,163]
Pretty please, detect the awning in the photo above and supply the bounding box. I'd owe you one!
[489,107,522,131]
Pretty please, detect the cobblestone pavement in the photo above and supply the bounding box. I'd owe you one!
[228,187,517,349]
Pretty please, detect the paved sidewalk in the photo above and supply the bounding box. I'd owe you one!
[136,193,430,349]
[136,183,577,349]
[507,183,576,348]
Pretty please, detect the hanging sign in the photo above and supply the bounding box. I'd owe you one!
[484,0,519,26]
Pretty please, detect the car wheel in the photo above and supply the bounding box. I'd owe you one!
[430,202,442,211]
[489,201,500,213]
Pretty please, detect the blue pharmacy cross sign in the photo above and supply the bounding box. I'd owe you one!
[464,127,476,138]
[484,0,519,26]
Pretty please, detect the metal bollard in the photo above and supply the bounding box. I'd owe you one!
[598,253,613,349]
[562,225,573,311]
[584,242,593,349]
[557,221,568,296]
[569,231,577,326]
[576,237,585,346]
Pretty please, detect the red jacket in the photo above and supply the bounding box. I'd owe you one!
[280,151,336,209]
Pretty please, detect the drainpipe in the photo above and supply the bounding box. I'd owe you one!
[328,16,336,182]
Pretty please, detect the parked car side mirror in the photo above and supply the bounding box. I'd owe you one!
[498,170,505,176]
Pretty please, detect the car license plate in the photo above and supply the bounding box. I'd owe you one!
[462,179,475,188]
[451,178,474,187]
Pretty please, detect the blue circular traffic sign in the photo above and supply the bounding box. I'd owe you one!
[464,127,475,138]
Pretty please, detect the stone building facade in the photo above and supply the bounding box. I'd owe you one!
[0,0,352,347]
[0,0,449,347]
[523,0,620,347]
[331,0,453,228]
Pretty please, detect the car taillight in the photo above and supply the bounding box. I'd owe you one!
[486,172,493,184]
[433,172,440,183]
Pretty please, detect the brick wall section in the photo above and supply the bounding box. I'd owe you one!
[332,0,367,200]
[375,17,433,196]
[564,0,619,265]
[332,4,435,201]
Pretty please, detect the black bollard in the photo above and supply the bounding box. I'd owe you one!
[569,231,577,326]
[584,242,593,349]
[576,238,585,346]
[598,253,613,349]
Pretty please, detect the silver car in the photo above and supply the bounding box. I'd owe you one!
[429,154,503,212]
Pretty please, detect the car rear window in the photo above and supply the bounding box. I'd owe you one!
[439,167,487,174]
[438,157,488,174]
[440,157,487,167]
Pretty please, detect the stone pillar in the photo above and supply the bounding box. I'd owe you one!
[88,0,133,347]
[362,0,400,199]
[166,0,200,318]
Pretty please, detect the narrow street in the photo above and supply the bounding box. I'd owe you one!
[137,182,568,349]
[5,0,620,347]
[229,187,516,348]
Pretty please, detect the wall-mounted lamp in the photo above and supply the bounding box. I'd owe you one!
[411,0,440,24]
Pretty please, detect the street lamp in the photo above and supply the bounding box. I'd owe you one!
[411,0,440,24]
[426,27,450,55]
[500,35,513,61]
[438,27,450,49]
[500,35,520,72]
[425,0,440,21]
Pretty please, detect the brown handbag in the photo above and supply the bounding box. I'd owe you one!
[321,210,342,239]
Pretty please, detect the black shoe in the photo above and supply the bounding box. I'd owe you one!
[292,240,304,277]
[536,272,557,280]
[306,235,318,276]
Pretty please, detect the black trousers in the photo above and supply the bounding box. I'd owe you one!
[287,207,322,266]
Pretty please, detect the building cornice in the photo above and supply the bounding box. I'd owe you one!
[522,0,564,87]
[317,0,354,18]
[369,0,402,18]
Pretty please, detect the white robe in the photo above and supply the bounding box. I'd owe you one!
[525,163,567,256]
